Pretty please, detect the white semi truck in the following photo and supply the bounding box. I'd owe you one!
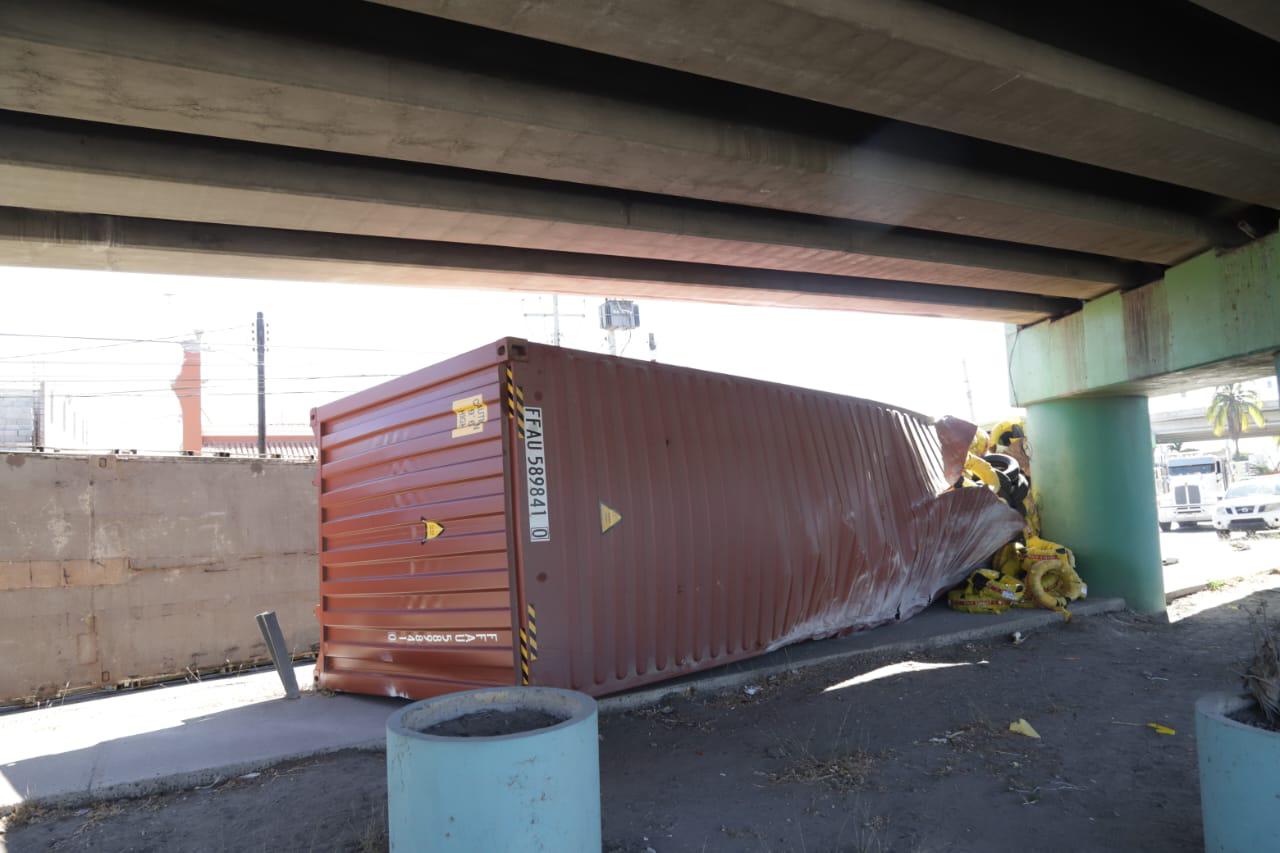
[1157,450,1232,531]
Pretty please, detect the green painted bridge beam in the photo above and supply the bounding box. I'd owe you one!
[1009,232,1280,406]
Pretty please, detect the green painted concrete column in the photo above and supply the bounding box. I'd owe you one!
[1027,396,1165,613]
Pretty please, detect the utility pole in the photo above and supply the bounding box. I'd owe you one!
[551,294,561,347]
[523,294,584,346]
[255,311,266,457]
[32,380,45,451]
[961,356,977,423]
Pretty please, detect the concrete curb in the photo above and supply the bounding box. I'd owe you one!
[1166,566,1280,604]
[598,597,1125,714]
[6,598,1124,814]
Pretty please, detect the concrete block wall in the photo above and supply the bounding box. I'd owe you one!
[0,452,317,704]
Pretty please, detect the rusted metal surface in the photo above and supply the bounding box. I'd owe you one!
[314,339,1023,700]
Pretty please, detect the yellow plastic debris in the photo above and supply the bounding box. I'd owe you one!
[989,419,1026,451]
[947,568,1026,614]
[969,427,990,457]
[992,542,1023,578]
[1009,718,1041,739]
[1147,723,1176,736]
[963,453,1001,491]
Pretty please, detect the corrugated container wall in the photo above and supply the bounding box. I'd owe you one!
[314,339,1023,700]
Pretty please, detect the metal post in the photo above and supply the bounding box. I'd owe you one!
[255,610,300,699]
[255,311,266,457]
[961,357,976,422]
[32,380,44,450]
[551,294,562,346]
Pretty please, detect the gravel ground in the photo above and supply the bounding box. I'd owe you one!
[5,571,1277,853]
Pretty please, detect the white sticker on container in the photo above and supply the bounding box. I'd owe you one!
[451,394,487,438]
[524,406,551,542]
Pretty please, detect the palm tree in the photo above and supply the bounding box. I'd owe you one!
[1207,383,1266,459]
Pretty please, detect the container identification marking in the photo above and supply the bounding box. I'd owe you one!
[451,394,487,437]
[524,406,551,542]
[386,631,499,644]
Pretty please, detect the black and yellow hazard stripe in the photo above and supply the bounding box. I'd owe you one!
[505,365,526,438]
[518,602,537,685]
[526,603,537,660]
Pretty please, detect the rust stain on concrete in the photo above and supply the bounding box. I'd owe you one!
[0,557,130,590]
[1122,284,1171,379]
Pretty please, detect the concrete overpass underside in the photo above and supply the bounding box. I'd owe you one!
[1152,402,1280,445]
[0,0,1275,328]
[4,0,1280,613]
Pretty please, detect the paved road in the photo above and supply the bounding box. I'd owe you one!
[1160,526,1280,594]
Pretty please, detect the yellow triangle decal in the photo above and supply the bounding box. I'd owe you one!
[423,519,445,540]
[600,502,622,534]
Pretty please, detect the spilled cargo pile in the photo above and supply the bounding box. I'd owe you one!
[948,421,1088,620]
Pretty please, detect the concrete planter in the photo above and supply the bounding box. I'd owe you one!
[386,687,600,852]
[1196,692,1280,853]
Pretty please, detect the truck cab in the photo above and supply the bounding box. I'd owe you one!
[1157,452,1230,531]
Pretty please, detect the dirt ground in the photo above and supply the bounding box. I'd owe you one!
[5,572,1278,853]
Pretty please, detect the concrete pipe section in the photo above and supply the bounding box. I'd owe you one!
[1196,692,1280,853]
[386,687,601,852]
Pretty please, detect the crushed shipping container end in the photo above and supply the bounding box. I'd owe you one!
[312,339,1024,700]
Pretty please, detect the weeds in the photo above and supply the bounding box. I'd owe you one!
[1,801,47,831]
[769,746,879,793]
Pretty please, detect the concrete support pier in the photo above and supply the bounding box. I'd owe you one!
[1028,396,1165,613]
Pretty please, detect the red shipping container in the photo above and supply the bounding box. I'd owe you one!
[313,338,1023,699]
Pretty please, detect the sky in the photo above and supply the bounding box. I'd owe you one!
[0,265,1274,457]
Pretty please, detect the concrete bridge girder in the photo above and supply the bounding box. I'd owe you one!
[0,0,1240,265]
[0,114,1140,303]
[0,207,1075,324]
[1151,403,1280,444]
[383,0,1280,207]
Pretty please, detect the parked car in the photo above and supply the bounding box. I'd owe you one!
[1212,475,1280,538]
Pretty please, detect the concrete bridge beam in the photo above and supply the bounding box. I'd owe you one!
[0,0,1242,264]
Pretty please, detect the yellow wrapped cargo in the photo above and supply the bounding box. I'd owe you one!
[947,567,1026,614]
[990,419,1026,452]
[1023,535,1076,570]
[1018,536,1086,620]
[948,422,1088,620]
[969,427,990,457]
[963,453,1001,492]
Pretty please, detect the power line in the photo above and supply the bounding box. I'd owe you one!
[61,388,376,399]
[1,373,402,384]
[0,326,240,362]
[201,338,453,356]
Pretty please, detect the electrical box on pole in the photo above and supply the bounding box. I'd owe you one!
[598,299,640,356]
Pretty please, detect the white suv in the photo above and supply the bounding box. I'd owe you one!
[1212,475,1280,537]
